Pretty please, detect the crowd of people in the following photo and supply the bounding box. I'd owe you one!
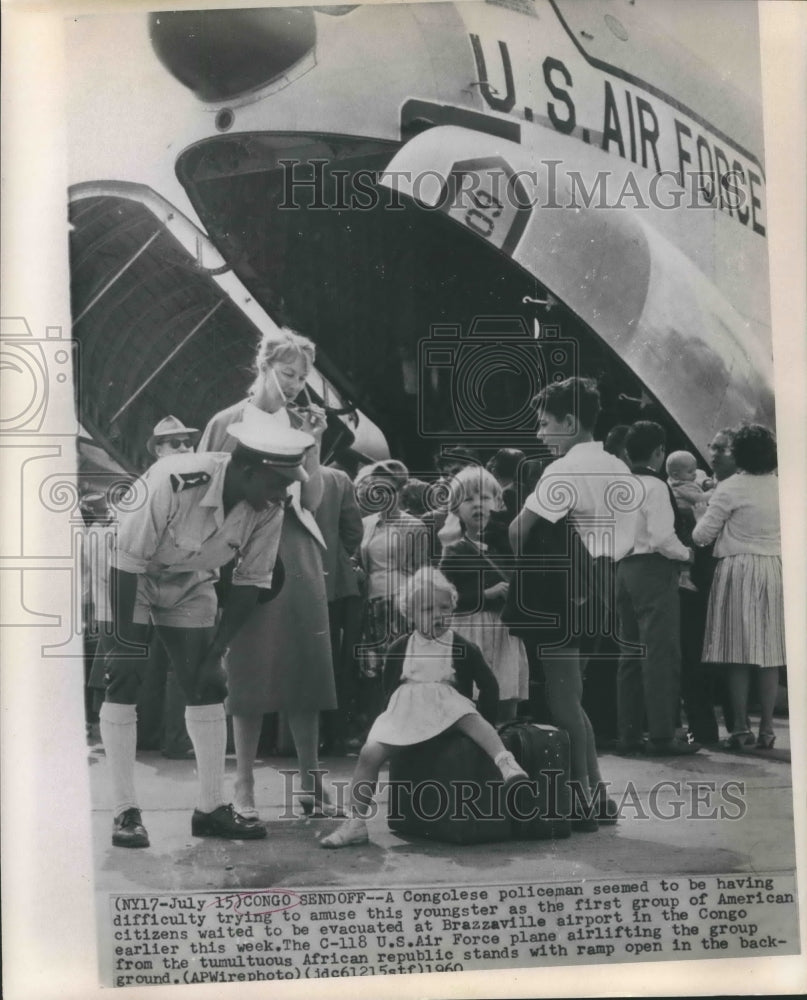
[82,328,787,850]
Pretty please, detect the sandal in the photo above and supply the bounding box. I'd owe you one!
[300,785,346,818]
[320,817,368,848]
[756,732,776,750]
[723,730,755,751]
[233,780,259,822]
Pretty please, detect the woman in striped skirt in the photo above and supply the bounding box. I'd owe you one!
[693,424,785,749]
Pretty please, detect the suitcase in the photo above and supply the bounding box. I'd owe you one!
[387,731,512,844]
[498,722,572,840]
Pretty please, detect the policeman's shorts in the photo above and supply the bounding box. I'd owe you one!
[133,572,218,628]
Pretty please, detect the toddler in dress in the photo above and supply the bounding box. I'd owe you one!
[321,568,527,847]
[439,465,529,721]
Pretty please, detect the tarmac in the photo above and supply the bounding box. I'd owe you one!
[88,715,795,895]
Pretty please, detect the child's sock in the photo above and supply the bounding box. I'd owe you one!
[494,750,527,781]
[321,815,369,848]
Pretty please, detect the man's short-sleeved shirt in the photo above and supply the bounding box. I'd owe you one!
[524,441,637,560]
[114,452,283,589]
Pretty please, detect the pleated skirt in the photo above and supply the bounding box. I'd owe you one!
[701,554,786,668]
[451,611,529,701]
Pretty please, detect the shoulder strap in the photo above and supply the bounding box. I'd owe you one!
[169,471,212,492]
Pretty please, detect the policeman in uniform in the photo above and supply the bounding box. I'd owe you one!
[142,415,201,759]
[98,410,314,847]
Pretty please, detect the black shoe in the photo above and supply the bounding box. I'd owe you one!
[689,730,719,747]
[112,808,149,848]
[645,737,702,757]
[595,795,620,825]
[191,804,267,839]
[570,814,599,833]
[615,740,645,756]
[161,747,195,760]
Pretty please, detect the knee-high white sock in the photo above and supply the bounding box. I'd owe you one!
[99,702,138,818]
[185,704,227,813]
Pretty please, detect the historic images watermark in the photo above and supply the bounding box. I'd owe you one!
[276,770,747,824]
[278,158,765,225]
[416,319,576,445]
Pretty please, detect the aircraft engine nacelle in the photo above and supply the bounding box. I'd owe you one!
[149,7,316,103]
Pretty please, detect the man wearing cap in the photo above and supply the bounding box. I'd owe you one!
[140,416,201,760]
[98,411,313,847]
[147,415,200,460]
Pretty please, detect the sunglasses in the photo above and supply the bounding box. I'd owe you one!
[161,438,192,450]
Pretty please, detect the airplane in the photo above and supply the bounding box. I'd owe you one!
[67,0,774,478]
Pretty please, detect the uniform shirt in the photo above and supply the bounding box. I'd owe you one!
[524,441,635,560]
[692,471,781,557]
[199,399,325,548]
[114,451,283,589]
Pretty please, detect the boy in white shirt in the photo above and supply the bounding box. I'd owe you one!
[616,422,699,756]
[509,377,634,825]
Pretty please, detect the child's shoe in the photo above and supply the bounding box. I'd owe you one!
[320,817,369,848]
[494,750,528,785]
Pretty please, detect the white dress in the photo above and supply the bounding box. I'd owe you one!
[366,630,478,745]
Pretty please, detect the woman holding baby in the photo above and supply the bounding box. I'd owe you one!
[693,424,785,750]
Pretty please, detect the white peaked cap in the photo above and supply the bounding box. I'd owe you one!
[227,408,314,482]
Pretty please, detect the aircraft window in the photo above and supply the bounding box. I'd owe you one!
[306,370,345,413]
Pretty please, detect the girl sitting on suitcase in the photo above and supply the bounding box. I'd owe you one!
[321,567,527,847]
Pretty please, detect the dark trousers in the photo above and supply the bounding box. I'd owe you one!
[616,555,681,743]
[679,588,719,744]
[580,558,619,744]
[321,595,363,746]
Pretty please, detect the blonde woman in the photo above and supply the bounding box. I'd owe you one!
[199,328,337,816]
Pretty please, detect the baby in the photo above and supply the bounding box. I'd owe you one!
[666,450,713,520]
[666,451,713,593]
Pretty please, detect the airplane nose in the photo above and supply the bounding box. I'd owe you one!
[149,8,316,103]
